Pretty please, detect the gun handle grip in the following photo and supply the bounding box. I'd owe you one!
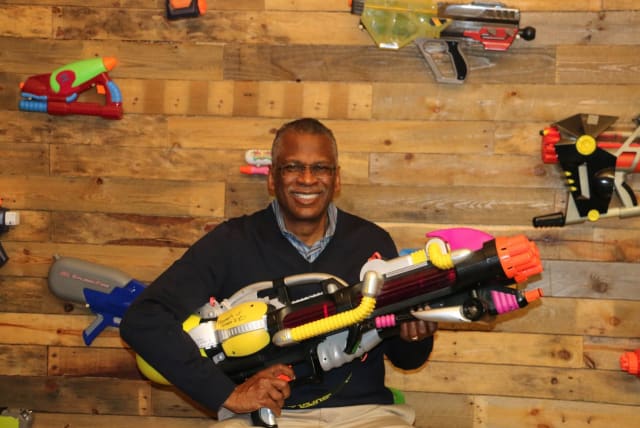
[415,39,467,84]
[445,41,468,82]
[83,313,107,345]
[251,408,277,428]
[532,212,566,228]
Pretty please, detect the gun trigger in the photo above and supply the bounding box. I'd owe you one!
[96,84,106,95]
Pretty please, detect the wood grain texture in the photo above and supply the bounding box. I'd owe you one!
[2,2,640,426]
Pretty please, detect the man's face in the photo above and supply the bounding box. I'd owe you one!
[267,131,341,229]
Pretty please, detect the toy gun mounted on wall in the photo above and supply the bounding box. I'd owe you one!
[166,0,206,20]
[19,57,123,120]
[0,199,20,268]
[533,113,640,227]
[48,257,145,345]
[350,0,536,83]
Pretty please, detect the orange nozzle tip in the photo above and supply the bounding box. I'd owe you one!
[102,57,118,71]
[620,350,640,375]
[524,288,543,302]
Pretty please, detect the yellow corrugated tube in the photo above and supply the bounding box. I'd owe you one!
[272,270,383,346]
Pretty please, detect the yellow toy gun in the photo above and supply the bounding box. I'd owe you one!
[350,0,536,83]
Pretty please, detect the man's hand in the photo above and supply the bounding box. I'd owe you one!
[222,364,295,416]
[400,319,438,342]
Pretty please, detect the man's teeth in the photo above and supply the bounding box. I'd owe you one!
[294,193,318,200]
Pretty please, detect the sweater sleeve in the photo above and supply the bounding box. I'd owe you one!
[119,228,238,414]
[385,335,434,370]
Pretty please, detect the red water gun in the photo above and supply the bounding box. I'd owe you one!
[19,57,123,120]
[533,113,640,227]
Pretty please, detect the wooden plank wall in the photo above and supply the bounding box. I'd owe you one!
[1,0,640,427]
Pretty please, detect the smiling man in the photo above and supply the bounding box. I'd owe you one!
[120,118,437,428]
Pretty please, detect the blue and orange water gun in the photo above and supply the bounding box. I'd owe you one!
[19,57,123,120]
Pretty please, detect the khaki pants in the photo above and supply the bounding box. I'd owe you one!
[214,404,415,427]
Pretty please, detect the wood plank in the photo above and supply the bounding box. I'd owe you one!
[51,212,218,247]
[51,8,372,45]
[473,395,640,428]
[370,153,561,188]
[223,44,555,84]
[385,361,640,406]
[372,83,640,122]
[404,391,474,428]
[543,260,640,299]
[0,375,152,416]
[50,144,244,181]
[0,143,48,175]
[167,116,499,153]
[225,182,556,226]
[557,45,640,84]
[429,331,583,368]
[0,241,182,281]
[0,313,126,348]
[0,110,170,148]
[0,277,67,314]
[0,37,223,80]
[0,6,52,38]
[0,175,225,217]
[523,11,640,45]
[266,0,346,11]
[1,1,163,7]
[48,346,142,378]
[0,344,47,376]
[31,412,215,428]
[485,297,640,338]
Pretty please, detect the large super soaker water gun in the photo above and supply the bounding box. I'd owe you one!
[19,57,123,120]
[140,228,543,426]
[533,113,640,227]
[350,0,536,84]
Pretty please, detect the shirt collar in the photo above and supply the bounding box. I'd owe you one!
[271,200,337,262]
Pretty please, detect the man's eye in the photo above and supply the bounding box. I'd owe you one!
[311,165,334,175]
[283,164,303,173]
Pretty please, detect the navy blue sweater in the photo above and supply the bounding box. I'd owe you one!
[120,207,433,414]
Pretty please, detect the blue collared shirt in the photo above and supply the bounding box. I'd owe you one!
[271,200,337,263]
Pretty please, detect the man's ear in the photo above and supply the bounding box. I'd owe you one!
[334,166,342,194]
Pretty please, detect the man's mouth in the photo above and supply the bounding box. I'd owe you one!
[291,191,321,201]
